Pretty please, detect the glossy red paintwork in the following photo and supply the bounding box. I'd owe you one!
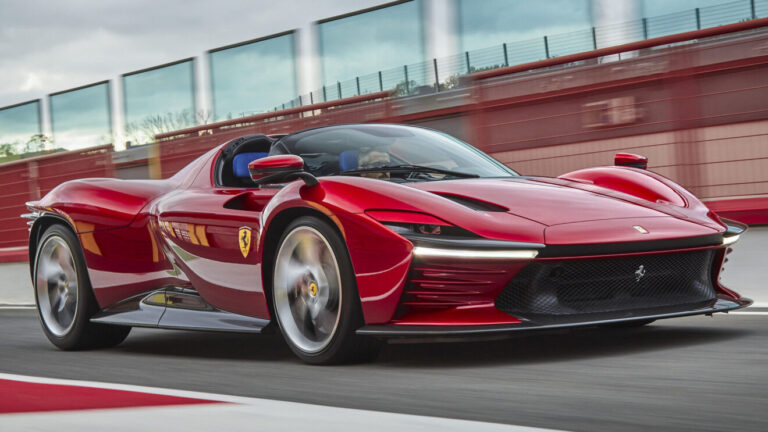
[614,153,649,170]
[248,154,304,171]
[26,133,743,328]
[559,167,686,207]
[248,154,304,183]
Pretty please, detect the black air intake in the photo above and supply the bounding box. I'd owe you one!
[495,250,717,319]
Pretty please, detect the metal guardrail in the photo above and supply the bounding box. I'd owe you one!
[270,0,768,111]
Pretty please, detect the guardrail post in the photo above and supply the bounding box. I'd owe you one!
[378,71,384,91]
[695,8,701,30]
[322,85,327,102]
[642,18,648,39]
[433,58,440,92]
[503,43,509,66]
[298,95,303,106]
[591,27,597,49]
[403,65,410,94]
[149,143,161,179]
[544,36,550,59]
[337,81,342,99]
[310,92,314,104]
[356,77,361,95]
[751,0,756,19]
[465,51,471,74]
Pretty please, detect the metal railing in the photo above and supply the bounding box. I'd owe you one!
[269,0,768,112]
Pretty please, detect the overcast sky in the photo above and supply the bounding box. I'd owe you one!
[0,0,737,109]
[0,0,387,108]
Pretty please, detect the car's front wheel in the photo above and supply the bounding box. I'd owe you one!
[272,216,379,364]
[33,224,130,350]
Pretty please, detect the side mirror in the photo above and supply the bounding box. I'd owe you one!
[615,153,648,170]
[248,155,318,187]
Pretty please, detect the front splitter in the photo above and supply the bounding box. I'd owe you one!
[356,298,751,338]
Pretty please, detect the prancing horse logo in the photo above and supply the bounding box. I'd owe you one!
[238,226,252,258]
[635,265,646,282]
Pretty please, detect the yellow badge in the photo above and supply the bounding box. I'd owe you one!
[238,226,252,258]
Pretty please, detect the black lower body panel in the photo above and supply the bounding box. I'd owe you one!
[356,298,751,337]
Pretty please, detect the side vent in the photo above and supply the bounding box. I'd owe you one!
[435,193,508,212]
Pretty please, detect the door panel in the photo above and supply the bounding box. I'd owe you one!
[156,188,277,319]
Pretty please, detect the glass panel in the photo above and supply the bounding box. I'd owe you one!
[458,0,590,53]
[645,10,698,38]
[210,33,296,121]
[0,101,41,162]
[50,83,111,151]
[123,60,196,146]
[699,0,753,27]
[758,0,768,18]
[643,0,741,17]
[318,1,425,95]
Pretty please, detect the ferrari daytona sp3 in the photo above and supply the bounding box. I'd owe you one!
[24,124,750,364]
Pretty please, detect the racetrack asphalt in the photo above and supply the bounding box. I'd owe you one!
[0,309,765,432]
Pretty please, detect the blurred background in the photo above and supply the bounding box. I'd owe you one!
[0,0,766,261]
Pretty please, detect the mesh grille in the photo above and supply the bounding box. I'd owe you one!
[495,250,717,318]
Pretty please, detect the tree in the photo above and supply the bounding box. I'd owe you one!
[124,108,213,146]
[23,134,52,154]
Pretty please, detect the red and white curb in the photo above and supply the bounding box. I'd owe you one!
[0,373,567,432]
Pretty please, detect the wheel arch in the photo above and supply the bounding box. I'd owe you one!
[259,206,349,318]
[28,213,78,278]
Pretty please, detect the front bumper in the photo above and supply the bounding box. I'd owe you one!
[357,297,751,338]
[379,221,748,335]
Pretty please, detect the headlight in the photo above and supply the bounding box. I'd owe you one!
[366,209,541,260]
[365,210,476,238]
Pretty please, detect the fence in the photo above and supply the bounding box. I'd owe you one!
[467,19,768,223]
[2,16,768,264]
[0,145,114,260]
[272,0,768,111]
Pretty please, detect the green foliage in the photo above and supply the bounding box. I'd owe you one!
[0,134,58,164]
[124,109,212,146]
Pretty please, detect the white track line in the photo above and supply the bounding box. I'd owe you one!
[0,373,568,432]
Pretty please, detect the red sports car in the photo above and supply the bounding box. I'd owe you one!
[24,124,750,364]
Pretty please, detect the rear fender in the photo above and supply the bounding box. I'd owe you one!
[558,166,722,231]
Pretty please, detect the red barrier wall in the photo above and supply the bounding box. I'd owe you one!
[0,145,114,261]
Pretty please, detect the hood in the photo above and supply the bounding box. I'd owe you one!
[408,178,669,226]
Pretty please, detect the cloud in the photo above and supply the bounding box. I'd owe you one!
[0,0,385,107]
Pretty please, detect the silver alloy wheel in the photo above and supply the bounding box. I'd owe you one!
[35,235,79,337]
[273,226,342,353]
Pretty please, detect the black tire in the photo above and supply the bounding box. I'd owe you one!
[33,224,130,350]
[271,216,380,364]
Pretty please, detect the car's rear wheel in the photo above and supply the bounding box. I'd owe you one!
[34,224,130,350]
[272,216,379,364]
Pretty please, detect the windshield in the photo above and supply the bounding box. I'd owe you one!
[270,124,517,181]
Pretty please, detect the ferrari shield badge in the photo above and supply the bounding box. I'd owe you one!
[238,226,252,258]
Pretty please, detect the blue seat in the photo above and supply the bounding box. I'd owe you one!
[232,152,269,178]
[338,150,358,172]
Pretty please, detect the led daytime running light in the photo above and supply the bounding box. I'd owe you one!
[412,246,538,259]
